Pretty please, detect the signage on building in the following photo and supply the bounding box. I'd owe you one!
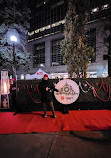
[54,79,80,104]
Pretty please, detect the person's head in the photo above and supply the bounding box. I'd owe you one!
[43,74,48,80]
[11,78,16,84]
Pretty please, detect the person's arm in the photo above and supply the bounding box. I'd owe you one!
[51,82,58,92]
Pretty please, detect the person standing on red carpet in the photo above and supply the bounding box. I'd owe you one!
[10,79,19,115]
[38,74,59,118]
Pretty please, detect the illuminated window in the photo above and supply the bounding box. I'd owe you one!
[29,0,67,40]
[51,38,64,66]
[102,4,109,10]
[86,28,96,62]
[91,7,99,13]
[21,74,24,80]
[33,42,45,68]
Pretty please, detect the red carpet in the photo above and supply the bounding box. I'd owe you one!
[0,110,111,134]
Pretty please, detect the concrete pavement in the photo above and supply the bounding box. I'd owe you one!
[0,131,111,158]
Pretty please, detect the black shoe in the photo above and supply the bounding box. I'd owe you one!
[52,111,56,118]
[13,111,18,115]
[52,115,56,118]
[43,114,47,118]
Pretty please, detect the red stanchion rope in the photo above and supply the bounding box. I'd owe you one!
[26,84,40,94]
[30,85,38,94]
[92,80,109,92]
[23,85,41,104]
[86,80,111,102]
[36,84,40,94]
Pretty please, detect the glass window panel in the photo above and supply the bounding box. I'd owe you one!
[51,38,64,66]
[33,42,45,67]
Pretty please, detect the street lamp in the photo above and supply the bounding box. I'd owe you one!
[10,35,17,79]
[10,35,18,100]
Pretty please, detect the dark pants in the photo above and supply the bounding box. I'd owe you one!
[43,101,55,116]
[11,92,20,113]
[62,105,69,114]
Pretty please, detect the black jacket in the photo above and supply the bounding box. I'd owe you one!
[38,79,58,102]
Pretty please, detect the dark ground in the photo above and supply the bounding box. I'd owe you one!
[0,130,111,158]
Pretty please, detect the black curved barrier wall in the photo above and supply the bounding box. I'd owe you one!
[8,78,111,112]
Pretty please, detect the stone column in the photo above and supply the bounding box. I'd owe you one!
[45,39,51,68]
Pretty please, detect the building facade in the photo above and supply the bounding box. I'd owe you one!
[24,0,110,79]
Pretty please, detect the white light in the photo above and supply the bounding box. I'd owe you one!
[104,4,108,8]
[10,35,17,42]
[102,4,109,10]
[92,7,99,13]
[40,64,44,67]
[4,82,7,94]
[21,74,24,80]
